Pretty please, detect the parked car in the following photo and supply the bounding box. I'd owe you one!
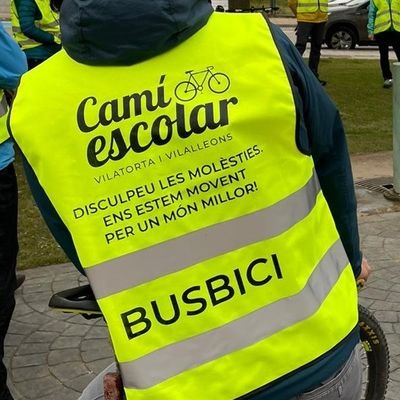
[324,0,374,49]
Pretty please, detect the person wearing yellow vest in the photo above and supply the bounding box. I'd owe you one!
[368,0,400,88]
[0,23,27,400]
[288,0,329,85]
[11,0,61,69]
[8,1,371,399]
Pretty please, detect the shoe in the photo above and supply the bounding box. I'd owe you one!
[318,79,327,86]
[383,79,393,88]
[15,273,25,290]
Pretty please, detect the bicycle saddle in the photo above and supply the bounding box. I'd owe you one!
[48,284,102,319]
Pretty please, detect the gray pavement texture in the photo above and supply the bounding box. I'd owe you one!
[2,16,400,400]
[5,152,400,400]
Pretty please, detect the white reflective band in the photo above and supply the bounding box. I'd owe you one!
[119,239,349,389]
[86,171,320,299]
[376,10,391,17]
[375,21,391,29]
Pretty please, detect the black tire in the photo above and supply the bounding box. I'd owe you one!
[325,25,357,49]
[358,304,390,400]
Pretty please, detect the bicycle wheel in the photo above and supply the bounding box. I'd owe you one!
[174,81,197,102]
[208,72,230,94]
[358,304,390,400]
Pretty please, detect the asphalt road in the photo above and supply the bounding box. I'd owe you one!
[281,26,398,60]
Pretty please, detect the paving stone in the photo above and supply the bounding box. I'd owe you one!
[22,291,54,304]
[4,334,25,347]
[41,320,72,333]
[367,279,395,291]
[22,282,53,294]
[50,361,91,382]
[16,342,50,355]
[29,300,56,313]
[52,280,80,292]
[51,336,82,350]
[53,272,80,282]
[13,312,54,326]
[63,324,91,337]
[66,314,98,325]
[369,300,400,312]
[85,326,109,339]
[11,303,35,317]
[372,311,399,323]
[359,287,390,301]
[12,353,48,368]
[63,372,98,392]
[15,376,63,399]
[81,346,114,363]
[86,357,115,375]
[48,349,82,365]
[81,339,110,352]
[12,365,49,382]
[24,331,59,343]
[35,387,80,400]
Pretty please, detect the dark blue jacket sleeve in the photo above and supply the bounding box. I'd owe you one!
[21,158,84,274]
[270,23,362,277]
[0,24,28,89]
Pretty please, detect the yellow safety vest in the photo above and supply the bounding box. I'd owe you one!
[297,0,328,15]
[11,0,60,50]
[373,0,400,33]
[9,12,358,400]
[0,90,9,144]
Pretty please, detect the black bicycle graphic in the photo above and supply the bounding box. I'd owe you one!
[174,66,230,102]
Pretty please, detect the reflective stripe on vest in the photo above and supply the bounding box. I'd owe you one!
[118,239,349,390]
[297,0,328,14]
[85,170,320,298]
[0,91,9,144]
[11,0,60,50]
[9,12,358,400]
[373,0,400,33]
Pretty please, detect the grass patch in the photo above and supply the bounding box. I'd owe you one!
[14,58,393,269]
[321,58,393,153]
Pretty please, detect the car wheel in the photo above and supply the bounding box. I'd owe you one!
[326,26,357,49]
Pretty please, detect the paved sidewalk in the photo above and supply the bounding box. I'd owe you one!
[4,152,400,400]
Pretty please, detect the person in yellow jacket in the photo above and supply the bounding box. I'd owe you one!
[9,1,371,399]
[11,0,61,69]
[288,0,328,85]
[367,0,400,88]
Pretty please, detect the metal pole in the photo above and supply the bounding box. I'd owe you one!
[393,62,400,193]
[384,62,400,201]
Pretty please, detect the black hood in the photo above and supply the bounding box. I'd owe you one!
[60,0,214,66]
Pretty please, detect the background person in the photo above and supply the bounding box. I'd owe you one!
[288,0,328,85]
[11,0,61,69]
[0,23,27,400]
[368,0,400,88]
[9,1,370,399]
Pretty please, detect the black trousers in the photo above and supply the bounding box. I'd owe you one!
[295,21,327,78]
[375,30,400,80]
[0,164,18,400]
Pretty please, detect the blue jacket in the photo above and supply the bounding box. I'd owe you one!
[0,23,27,171]
[15,1,362,398]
